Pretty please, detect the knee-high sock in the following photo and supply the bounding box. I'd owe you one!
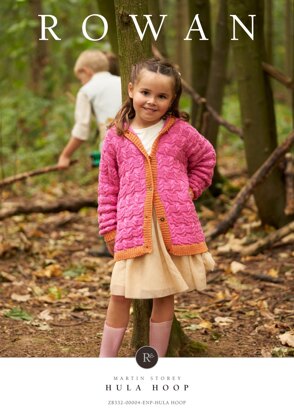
[149,319,173,357]
[99,322,126,357]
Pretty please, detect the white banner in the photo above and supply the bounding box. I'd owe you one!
[0,358,292,416]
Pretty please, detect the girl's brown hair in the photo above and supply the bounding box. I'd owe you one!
[110,58,189,135]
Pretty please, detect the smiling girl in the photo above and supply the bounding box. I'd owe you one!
[98,58,216,357]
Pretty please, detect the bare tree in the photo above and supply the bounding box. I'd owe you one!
[203,0,229,194]
[228,0,294,227]
[188,0,212,126]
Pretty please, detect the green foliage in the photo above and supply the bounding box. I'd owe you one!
[64,265,87,279]
[272,347,294,357]
[0,0,293,192]
[48,286,63,300]
[4,307,33,321]
[275,100,293,142]
[0,0,107,93]
[1,88,74,178]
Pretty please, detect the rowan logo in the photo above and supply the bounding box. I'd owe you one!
[136,346,158,369]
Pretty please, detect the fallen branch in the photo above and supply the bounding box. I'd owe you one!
[262,62,294,90]
[242,221,294,256]
[239,270,284,284]
[50,318,89,327]
[0,194,97,220]
[152,46,243,138]
[207,130,294,241]
[0,160,78,188]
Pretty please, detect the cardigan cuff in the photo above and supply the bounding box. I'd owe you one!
[103,229,116,242]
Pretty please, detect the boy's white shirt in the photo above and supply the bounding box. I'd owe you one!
[71,71,122,146]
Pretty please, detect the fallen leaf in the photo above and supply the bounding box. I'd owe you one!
[185,321,212,330]
[198,320,213,330]
[31,286,44,296]
[30,320,52,331]
[38,309,53,321]
[230,261,246,274]
[217,235,247,254]
[0,271,16,282]
[11,293,31,302]
[72,303,94,312]
[0,242,13,256]
[34,264,63,278]
[278,331,294,347]
[226,276,250,291]
[261,348,271,357]
[75,274,93,282]
[214,317,234,326]
[48,286,63,300]
[215,291,226,301]
[185,324,200,331]
[268,268,279,278]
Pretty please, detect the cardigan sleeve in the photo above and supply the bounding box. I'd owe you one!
[186,128,216,200]
[97,132,119,241]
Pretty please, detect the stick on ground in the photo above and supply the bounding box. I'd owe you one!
[242,221,294,256]
[0,160,78,188]
[207,130,294,241]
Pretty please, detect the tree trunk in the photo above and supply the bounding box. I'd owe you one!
[96,0,119,54]
[228,0,293,227]
[264,0,273,64]
[203,0,229,195]
[148,0,168,57]
[289,0,294,126]
[285,0,293,77]
[28,0,49,95]
[174,0,191,84]
[115,0,152,100]
[188,0,212,127]
[114,0,153,351]
[114,0,207,356]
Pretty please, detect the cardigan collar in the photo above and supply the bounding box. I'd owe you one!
[124,116,176,159]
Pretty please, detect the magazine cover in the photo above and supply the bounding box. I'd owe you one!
[0,1,293,414]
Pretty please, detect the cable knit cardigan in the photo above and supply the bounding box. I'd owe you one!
[98,116,216,261]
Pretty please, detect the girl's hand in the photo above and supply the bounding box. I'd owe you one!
[106,240,115,256]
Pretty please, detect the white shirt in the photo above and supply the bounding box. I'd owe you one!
[71,72,122,147]
[133,119,165,155]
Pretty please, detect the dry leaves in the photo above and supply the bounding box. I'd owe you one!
[278,331,294,347]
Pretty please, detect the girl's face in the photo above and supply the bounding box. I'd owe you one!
[128,69,175,128]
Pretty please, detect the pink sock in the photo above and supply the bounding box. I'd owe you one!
[149,319,173,357]
[99,322,126,357]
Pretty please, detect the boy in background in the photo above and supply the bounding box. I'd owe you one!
[58,50,121,257]
[58,49,121,168]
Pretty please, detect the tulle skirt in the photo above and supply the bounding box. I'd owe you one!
[110,210,215,299]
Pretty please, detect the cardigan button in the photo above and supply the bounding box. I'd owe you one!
[160,217,165,222]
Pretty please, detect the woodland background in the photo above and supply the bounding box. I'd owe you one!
[0,0,293,357]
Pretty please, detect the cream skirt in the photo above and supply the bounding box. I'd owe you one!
[110,210,215,299]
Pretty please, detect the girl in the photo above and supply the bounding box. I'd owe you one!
[98,58,216,357]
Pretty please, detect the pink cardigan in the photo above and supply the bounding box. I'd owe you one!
[98,116,216,261]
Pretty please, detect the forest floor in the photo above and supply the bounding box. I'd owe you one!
[0,156,294,358]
